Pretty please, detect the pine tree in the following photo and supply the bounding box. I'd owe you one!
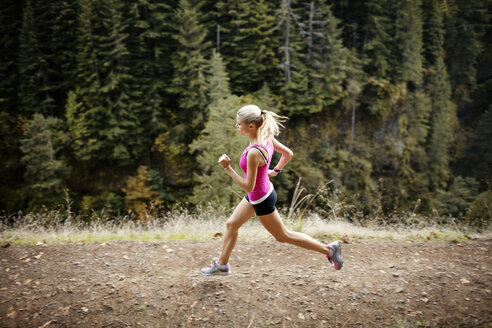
[208,50,231,100]
[17,0,78,118]
[305,3,353,112]
[357,0,394,118]
[48,0,78,112]
[421,0,459,201]
[394,0,423,85]
[361,0,392,80]
[0,1,24,211]
[0,0,22,116]
[276,0,311,116]
[214,0,280,95]
[327,0,367,49]
[437,175,479,217]
[212,0,248,54]
[189,51,244,207]
[241,0,280,92]
[68,0,151,165]
[129,0,175,136]
[20,114,68,207]
[98,0,148,163]
[167,0,211,142]
[459,107,492,185]
[391,0,433,209]
[18,0,56,116]
[427,56,456,192]
[66,0,105,162]
[422,0,445,69]
[344,53,364,158]
[444,0,487,107]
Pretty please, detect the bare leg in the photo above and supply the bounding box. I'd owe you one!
[218,198,255,265]
[258,209,330,255]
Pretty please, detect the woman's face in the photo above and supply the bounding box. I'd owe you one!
[235,117,246,135]
[236,116,253,135]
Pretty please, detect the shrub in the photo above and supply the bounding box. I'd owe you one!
[466,191,492,226]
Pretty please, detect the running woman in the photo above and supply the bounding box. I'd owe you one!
[201,105,343,275]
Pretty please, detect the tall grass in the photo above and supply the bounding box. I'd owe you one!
[1,207,489,246]
[1,185,490,246]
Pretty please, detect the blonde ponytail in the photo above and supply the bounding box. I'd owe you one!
[237,105,288,145]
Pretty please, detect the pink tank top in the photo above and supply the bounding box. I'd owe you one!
[239,140,274,203]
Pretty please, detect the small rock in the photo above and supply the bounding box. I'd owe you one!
[213,232,223,239]
[81,307,89,313]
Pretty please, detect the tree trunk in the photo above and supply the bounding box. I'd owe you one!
[217,24,220,52]
[349,102,356,157]
[307,1,314,60]
[284,0,291,85]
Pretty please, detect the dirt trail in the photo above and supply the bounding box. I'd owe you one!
[0,239,491,327]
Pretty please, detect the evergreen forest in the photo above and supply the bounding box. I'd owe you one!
[1,0,491,224]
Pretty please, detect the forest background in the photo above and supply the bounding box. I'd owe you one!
[0,0,490,225]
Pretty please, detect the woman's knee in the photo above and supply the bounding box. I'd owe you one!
[274,230,291,243]
[225,217,241,231]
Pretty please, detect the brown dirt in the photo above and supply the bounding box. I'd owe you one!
[0,239,491,327]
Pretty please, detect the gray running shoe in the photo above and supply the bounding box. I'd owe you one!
[200,261,231,276]
[327,241,343,270]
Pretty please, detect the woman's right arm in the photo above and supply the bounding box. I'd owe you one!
[219,153,261,193]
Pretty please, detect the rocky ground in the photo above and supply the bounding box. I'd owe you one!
[0,238,491,327]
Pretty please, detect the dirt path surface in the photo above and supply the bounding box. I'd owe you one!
[1,239,491,327]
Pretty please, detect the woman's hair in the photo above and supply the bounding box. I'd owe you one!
[237,105,288,145]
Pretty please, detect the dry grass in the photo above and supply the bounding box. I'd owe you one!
[0,206,489,246]
[3,181,489,246]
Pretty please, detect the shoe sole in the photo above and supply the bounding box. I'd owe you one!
[200,271,230,276]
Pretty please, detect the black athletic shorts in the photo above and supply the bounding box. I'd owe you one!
[245,187,277,216]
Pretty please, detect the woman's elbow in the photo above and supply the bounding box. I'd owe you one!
[286,149,294,159]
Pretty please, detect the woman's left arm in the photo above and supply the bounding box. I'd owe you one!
[269,137,293,177]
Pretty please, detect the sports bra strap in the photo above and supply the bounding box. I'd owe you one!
[251,146,268,165]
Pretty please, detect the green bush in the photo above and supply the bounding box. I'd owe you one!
[438,176,479,217]
[466,191,492,226]
[81,192,125,216]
